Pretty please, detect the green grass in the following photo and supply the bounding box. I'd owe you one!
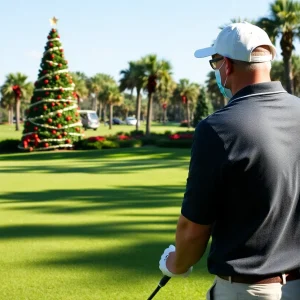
[0,123,213,299]
[0,122,193,141]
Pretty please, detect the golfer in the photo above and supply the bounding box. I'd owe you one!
[159,22,300,299]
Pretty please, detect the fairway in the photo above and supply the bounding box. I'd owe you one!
[0,147,213,299]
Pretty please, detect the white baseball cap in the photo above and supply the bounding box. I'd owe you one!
[194,22,276,62]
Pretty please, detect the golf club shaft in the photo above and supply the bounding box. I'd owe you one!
[147,276,171,300]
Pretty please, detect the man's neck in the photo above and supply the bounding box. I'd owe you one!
[231,73,271,96]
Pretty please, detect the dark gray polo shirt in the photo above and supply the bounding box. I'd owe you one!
[181,81,300,276]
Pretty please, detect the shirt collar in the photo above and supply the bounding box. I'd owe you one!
[229,81,287,103]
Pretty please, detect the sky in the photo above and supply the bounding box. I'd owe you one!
[0,0,297,87]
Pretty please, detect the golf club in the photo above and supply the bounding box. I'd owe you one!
[147,275,171,300]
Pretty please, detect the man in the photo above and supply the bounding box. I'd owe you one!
[159,22,300,299]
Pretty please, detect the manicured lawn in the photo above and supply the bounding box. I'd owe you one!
[0,147,213,299]
[0,122,194,141]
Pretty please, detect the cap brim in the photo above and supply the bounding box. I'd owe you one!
[194,46,216,58]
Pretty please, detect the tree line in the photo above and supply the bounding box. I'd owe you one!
[1,0,300,134]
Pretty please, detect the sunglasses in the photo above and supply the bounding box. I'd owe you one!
[209,56,224,70]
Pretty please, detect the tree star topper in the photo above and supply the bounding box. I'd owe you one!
[50,17,59,27]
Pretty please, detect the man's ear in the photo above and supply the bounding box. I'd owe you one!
[224,57,233,76]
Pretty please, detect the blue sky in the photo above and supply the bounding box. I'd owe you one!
[0,0,295,87]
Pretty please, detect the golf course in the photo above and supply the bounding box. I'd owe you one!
[0,124,213,299]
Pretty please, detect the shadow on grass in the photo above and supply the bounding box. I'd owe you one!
[0,146,191,162]
[0,159,189,174]
[0,186,185,213]
[33,240,211,279]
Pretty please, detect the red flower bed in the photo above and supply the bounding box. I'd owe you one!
[169,133,193,140]
[118,135,131,141]
[87,136,106,142]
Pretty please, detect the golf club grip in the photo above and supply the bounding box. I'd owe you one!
[159,275,171,287]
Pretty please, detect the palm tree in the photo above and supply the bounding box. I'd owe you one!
[1,73,32,131]
[205,71,226,110]
[70,72,89,108]
[257,0,300,94]
[175,79,200,128]
[99,83,123,129]
[155,77,176,123]
[119,61,145,131]
[141,54,172,135]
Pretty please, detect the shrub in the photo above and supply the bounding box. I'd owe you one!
[0,139,21,153]
[119,139,142,148]
[156,138,193,148]
[101,140,120,149]
[180,120,189,127]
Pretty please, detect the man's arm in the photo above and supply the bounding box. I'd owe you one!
[166,214,211,274]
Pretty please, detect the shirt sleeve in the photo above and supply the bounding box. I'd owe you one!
[181,119,227,225]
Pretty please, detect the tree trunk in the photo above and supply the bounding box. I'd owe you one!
[146,92,153,136]
[186,100,191,128]
[92,95,97,111]
[103,105,107,123]
[9,106,13,124]
[109,104,113,130]
[15,98,20,131]
[283,57,293,94]
[98,101,102,121]
[280,32,293,94]
[135,89,141,131]
[163,108,167,124]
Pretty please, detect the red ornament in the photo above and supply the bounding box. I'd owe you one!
[47,35,51,39]
[45,91,50,95]
[57,112,62,117]
[57,124,62,129]
[52,130,57,134]
[55,75,60,80]
[66,116,72,121]
[63,103,67,107]
[75,112,79,116]
[49,62,53,66]
[52,28,56,33]
[37,97,41,101]
[34,134,39,139]
[44,143,49,148]
[57,135,62,139]
[60,88,64,92]
[69,80,73,84]
[43,105,48,110]
[48,118,53,123]
[57,95,62,99]
[60,49,64,52]
[58,63,62,68]
[58,35,60,38]
[66,139,71,144]
[63,132,67,136]
[43,70,47,74]
[23,141,28,148]
[44,79,49,84]
[49,43,53,47]
[51,54,55,59]
[75,127,80,132]
[34,126,38,131]
[29,147,33,152]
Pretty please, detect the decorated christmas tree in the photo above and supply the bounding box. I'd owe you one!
[20,17,83,151]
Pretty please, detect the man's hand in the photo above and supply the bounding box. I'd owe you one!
[159,245,193,277]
